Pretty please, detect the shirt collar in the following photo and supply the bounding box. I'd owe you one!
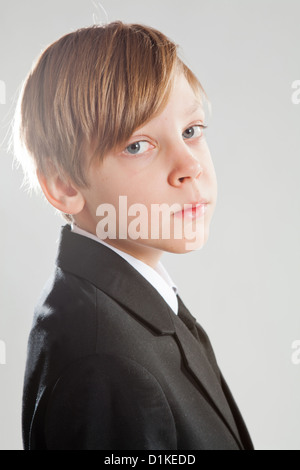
[71,224,178,315]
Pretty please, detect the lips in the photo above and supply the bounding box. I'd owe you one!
[173,201,209,219]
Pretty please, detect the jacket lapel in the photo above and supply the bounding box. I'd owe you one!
[175,295,243,449]
[56,225,175,335]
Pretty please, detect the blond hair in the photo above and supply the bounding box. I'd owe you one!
[14,21,206,191]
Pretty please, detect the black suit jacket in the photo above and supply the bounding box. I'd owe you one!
[22,225,254,450]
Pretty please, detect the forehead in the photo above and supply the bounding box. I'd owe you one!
[164,72,204,113]
[141,73,205,127]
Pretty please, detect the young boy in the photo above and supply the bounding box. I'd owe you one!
[15,21,254,450]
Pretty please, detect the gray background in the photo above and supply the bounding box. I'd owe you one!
[0,0,299,450]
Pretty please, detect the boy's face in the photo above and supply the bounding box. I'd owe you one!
[76,72,218,266]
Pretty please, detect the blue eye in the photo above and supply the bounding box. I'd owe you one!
[125,141,153,155]
[182,125,207,139]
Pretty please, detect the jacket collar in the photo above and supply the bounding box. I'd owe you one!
[56,225,175,335]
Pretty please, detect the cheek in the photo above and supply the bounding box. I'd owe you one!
[88,158,165,214]
[121,169,163,206]
[89,167,123,205]
[202,146,217,185]
[207,158,217,185]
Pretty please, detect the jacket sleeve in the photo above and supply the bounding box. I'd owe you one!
[44,353,177,450]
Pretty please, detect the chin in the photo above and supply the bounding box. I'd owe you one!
[157,230,210,254]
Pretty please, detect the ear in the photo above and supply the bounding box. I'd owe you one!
[37,170,85,215]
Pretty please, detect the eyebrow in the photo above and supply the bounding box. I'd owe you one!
[185,100,205,118]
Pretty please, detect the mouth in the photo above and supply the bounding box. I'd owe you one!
[173,201,209,220]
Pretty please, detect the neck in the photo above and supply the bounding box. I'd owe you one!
[95,237,163,268]
[72,218,163,268]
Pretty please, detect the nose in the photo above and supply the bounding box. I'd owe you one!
[167,143,203,187]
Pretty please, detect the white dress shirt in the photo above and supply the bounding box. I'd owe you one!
[71,224,178,315]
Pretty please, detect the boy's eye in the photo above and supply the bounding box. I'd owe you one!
[182,125,207,139]
[125,141,153,155]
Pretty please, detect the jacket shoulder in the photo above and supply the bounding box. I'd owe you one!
[30,267,98,366]
[43,353,176,450]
